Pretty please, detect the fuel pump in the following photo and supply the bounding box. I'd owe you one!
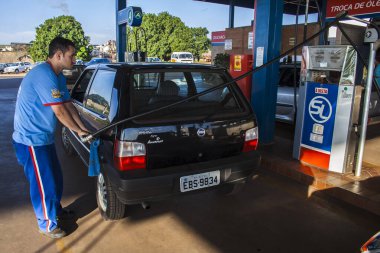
[229,54,253,100]
[293,45,366,173]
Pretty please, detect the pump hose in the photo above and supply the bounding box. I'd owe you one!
[81,11,349,143]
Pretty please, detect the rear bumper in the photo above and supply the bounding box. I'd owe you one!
[106,151,261,205]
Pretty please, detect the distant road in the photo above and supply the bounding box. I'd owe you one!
[0,77,22,89]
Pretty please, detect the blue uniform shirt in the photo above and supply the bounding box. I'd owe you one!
[13,62,70,146]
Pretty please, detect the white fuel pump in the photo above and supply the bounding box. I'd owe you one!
[293,45,365,174]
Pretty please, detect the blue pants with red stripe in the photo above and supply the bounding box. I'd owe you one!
[13,141,63,232]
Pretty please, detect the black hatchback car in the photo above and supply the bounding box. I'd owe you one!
[61,62,261,220]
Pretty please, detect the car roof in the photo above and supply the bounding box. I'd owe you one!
[84,62,225,71]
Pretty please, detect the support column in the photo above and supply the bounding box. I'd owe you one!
[251,0,284,144]
[319,0,327,45]
[116,0,127,62]
[229,4,235,28]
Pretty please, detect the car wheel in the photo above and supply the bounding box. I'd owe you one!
[217,181,246,196]
[61,126,76,156]
[96,172,126,220]
[15,69,19,74]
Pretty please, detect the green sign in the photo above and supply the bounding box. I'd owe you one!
[126,6,143,27]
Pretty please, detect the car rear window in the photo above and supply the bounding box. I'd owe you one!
[130,70,247,122]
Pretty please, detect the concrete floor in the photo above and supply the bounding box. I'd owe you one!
[364,124,380,167]
[1,78,379,253]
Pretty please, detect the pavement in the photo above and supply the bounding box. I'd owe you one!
[259,122,380,216]
[0,73,26,78]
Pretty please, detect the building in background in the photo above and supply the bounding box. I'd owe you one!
[91,40,116,61]
[0,42,32,63]
[210,22,365,65]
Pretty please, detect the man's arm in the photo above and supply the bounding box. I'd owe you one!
[51,104,87,136]
[63,102,89,132]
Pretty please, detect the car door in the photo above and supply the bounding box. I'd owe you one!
[276,65,300,124]
[69,69,96,164]
[79,69,118,162]
[18,63,26,72]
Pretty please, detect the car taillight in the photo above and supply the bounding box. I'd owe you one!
[114,140,146,171]
[243,127,258,152]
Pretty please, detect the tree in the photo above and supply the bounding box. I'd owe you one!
[190,27,210,61]
[127,12,210,61]
[29,16,93,62]
[214,53,230,70]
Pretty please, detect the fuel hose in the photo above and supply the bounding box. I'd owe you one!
[81,11,350,143]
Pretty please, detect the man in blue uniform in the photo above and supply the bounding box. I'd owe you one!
[13,37,89,239]
[375,47,380,89]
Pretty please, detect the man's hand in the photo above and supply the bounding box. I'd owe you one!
[52,103,90,138]
[64,102,89,133]
[78,129,89,137]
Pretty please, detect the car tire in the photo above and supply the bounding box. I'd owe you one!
[217,181,246,196]
[96,172,126,220]
[15,69,19,74]
[61,126,77,156]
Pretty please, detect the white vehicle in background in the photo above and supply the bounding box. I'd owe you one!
[29,61,44,71]
[23,62,31,71]
[0,63,9,74]
[3,62,27,74]
[171,52,194,63]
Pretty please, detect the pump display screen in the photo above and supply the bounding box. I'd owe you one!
[308,47,346,71]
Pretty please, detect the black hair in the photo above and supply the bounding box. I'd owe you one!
[48,37,75,58]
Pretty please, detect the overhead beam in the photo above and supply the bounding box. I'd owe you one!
[229,3,235,28]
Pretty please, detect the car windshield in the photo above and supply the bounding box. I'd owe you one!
[131,70,245,122]
[179,54,192,59]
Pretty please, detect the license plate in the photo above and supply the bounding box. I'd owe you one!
[180,171,220,192]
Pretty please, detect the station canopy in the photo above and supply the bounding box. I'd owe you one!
[194,0,322,15]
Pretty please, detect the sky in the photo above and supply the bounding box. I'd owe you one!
[0,0,315,45]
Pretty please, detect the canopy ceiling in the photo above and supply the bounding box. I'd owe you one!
[194,0,323,15]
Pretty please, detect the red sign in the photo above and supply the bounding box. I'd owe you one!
[315,88,328,94]
[211,31,225,43]
[326,0,380,19]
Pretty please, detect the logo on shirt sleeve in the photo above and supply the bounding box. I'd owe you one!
[51,89,62,98]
